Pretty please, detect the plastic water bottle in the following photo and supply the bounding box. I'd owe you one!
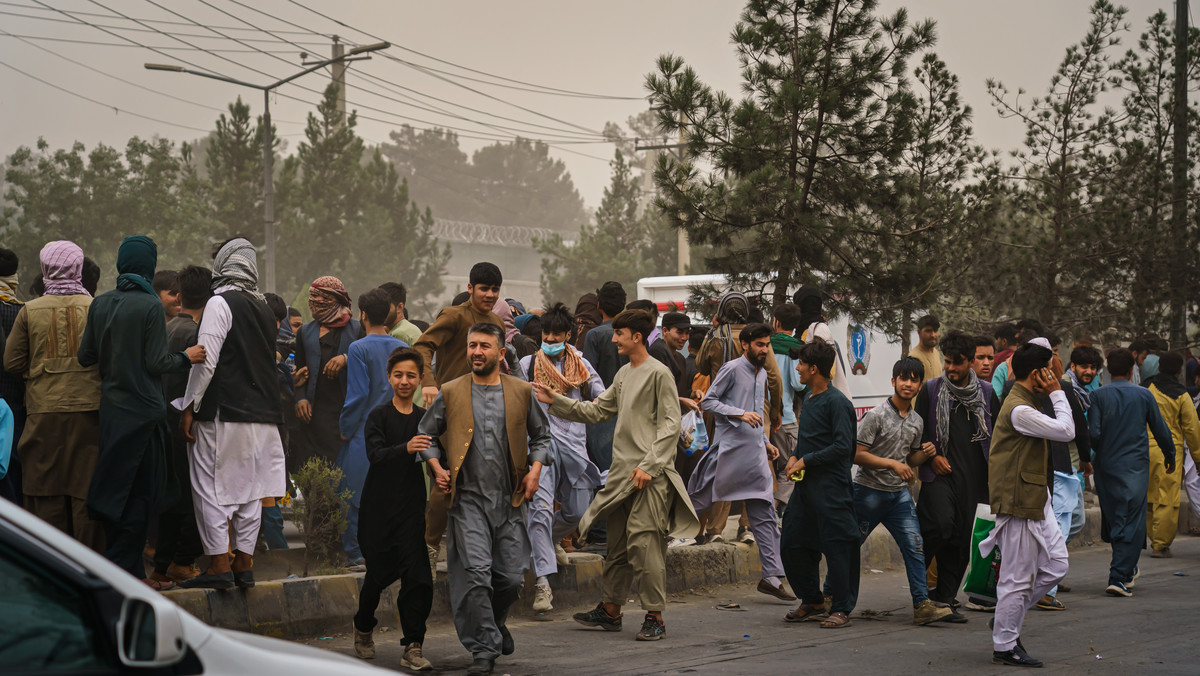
[687,419,709,456]
[284,352,295,375]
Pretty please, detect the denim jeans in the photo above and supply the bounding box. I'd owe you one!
[1047,471,1080,597]
[261,503,289,550]
[824,483,927,605]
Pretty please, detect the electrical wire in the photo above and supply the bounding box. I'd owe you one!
[0,6,330,45]
[0,31,313,54]
[280,0,642,100]
[0,57,211,133]
[215,0,616,141]
[0,0,327,37]
[0,31,305,125]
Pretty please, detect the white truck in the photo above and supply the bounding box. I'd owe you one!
[637,274,907,419]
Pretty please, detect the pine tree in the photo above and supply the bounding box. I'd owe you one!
[646,0,934,312]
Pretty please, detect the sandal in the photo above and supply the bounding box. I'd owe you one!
[785,603,825,623]
[820,611,851,628]
[142,577,176,592]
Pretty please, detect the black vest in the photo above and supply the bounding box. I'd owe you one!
[196,290,284,424]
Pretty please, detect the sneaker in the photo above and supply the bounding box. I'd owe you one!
[1105,581,1133,597]
[1127,567,1140,588]
[993,644,1043,668]
[635,613,666,641]
[573,603,623,631]
[353,625,375,659]
[939,608,969,624]
[913,599,953,625]
[1150,547,1172,558]
[533,584,554,612]
[401,641,432,671]
[555,543,570,566]
[738,527,756,544]
[709,534,725,544]
[757,578,797,601]
[691,534,709,546]
[1035,595,1065,611]
[964,599,996,612]
[667,537,693,548]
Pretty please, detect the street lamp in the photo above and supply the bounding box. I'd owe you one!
[145,41,389,293]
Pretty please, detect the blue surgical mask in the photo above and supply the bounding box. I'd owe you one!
[541,342,566,357]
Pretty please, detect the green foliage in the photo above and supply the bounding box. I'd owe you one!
[535,149,677,306]
[290,456,352,577]
[647,0,936,325]
[381,127,588,234]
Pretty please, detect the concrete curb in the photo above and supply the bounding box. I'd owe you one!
[165,542,765,641]
[164,505,1110,641]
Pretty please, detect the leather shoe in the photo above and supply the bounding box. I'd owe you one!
[466,657,495,675]
[500,625,514,655]
[757,578,797,601]
[233,570,255,589]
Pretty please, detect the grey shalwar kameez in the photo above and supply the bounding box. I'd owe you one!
[418,377,551,661]
[689,355,784,577]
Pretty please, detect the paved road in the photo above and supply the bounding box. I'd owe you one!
[302,536,1200,675]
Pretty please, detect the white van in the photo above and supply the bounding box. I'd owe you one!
[637,274,906,418]
[0,497,389,675]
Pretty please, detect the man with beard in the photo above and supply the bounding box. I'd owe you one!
[416,322,551,675]
[913,330,1000,622]
[413,263,506,573]
[688,323,793,601]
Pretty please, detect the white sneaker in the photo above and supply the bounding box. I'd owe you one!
[555,543,570,566]
[667,538,693,548]
[738,528,756,544]
[533,584,554,612]
[709,534,725,544]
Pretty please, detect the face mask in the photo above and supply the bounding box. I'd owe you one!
[541,342,566,357]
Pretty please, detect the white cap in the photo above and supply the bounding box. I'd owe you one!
[1029,337,1052,350]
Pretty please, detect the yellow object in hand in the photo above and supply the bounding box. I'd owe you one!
[789,469,805,482]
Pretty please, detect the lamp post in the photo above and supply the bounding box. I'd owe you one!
[146,41,389,293]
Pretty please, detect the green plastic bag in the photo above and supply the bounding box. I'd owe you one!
[963,504,1000,602]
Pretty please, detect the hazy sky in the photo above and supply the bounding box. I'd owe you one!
[0,0,1183,211]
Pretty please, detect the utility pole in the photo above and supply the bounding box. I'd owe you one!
[331,35,347,121]
[677,117,690,275]
[1170,0,1188,348]
[146,41,389,293]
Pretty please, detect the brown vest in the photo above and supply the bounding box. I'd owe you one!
[439,373,532,507]
[988,382,1052,520]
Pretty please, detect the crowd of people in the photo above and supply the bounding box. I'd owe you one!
[1,239,1198,673]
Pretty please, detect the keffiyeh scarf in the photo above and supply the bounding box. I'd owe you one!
[212,238,265,303]
[308,276,352,328]
[40,241,89,296]
[936,370,991,447]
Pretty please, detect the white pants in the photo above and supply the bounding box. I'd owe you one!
[527,461,592,579]
[983,494,1069,652]
[189,419,279,555]
[1184,454,1200,522]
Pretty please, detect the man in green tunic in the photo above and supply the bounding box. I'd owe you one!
[534,309,700,642]
[78,236,206,583]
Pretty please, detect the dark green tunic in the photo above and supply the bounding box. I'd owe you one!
[78,288,190,523]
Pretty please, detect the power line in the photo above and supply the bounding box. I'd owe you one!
[0,57,211,133]
[0,6,329,45]
[0,31,314,54]
[279,0,642,100]
[0,31,305,126]
[190,0,608,142]
[215,0,614,141]
[0,0,327,37]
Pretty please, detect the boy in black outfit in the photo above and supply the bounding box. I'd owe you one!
[352,347,435,671]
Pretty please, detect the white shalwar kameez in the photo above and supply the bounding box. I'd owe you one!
[176,285,286,555]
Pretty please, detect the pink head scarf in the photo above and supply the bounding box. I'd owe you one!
[308,275,352,328]
[493,299,520,342]
[40,240,89,296]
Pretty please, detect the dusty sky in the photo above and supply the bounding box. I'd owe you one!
[0,0,1182,210]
